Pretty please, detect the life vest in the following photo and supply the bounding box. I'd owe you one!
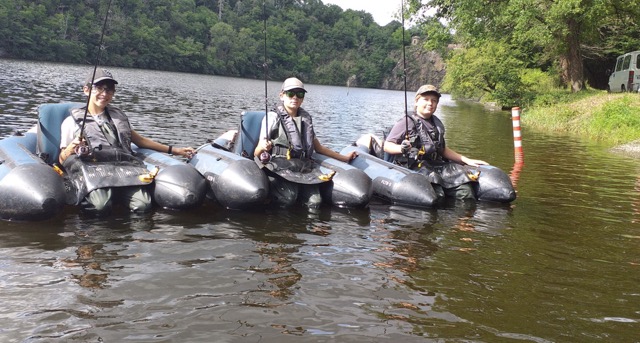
[269,105,315,159]
[63,106,151,204]
[69,106,134,155]
[392,112,446,169]
[393,113,479,189]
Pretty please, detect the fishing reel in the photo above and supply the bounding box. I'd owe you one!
[259,151,271,163]
[74,143,102,157]
[74,144,91,156]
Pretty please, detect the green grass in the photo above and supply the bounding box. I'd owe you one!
[522,91,640,146]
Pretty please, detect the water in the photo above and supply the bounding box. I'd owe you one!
[1,59,639,342]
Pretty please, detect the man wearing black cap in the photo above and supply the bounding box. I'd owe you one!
[370,84,488,200]
[59,68,196,215]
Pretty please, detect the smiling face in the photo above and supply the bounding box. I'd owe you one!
[280,88,306,116]
[83,81,116,113]
[414,93,439,119]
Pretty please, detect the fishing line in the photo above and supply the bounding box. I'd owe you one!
[401,0,409,144]
[259,0,271,163]
[79,0,114,141]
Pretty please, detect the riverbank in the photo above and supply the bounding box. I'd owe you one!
[521,91,640,155]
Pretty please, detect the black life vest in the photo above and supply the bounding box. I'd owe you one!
[269,105,315,159]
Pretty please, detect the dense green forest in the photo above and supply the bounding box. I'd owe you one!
[0,0,416,89]
[2,0,639,107]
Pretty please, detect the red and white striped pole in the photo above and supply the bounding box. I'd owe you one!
[512,107,524,163]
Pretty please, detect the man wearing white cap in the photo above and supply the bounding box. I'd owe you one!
[254,77,358,207]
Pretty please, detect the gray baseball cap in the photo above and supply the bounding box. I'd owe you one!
[86,68,118,85]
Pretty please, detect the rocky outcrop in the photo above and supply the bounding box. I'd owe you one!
[380,47,446,92]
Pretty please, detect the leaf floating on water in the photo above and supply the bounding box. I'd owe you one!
[621,234,640,239]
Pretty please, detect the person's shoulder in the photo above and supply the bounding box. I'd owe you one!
[107,105,125,113]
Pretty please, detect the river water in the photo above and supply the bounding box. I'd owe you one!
[1,59,639,342]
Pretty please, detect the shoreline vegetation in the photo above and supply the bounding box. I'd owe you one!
[518,91,640,157]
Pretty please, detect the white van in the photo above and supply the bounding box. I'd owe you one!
[608,51,640,92]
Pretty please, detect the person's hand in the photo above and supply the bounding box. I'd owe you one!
[175,147,196,159]
[461,156,489,167]
[343,151,358,163]
[400,140,411,154]
[260,139,273,152]
[72,137,90,156]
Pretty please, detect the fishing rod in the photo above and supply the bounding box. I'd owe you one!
[259,0,271,163]
[401,0,409,147]
[78,0,114,144]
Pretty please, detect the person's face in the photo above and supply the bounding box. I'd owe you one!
[84,81,116,110]
[415,93,439,117]
[280,88,305,115]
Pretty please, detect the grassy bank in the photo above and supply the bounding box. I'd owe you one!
[521,91,640,147]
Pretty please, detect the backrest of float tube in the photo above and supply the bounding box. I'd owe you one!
[383,152,394,163]
[234,111,266,158]
[380,128,395,162]
[36,102,84,164]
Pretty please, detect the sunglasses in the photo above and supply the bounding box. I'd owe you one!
[92,84,116,94]
[284,90,305,99]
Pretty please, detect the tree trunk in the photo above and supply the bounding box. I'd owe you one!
[563,18,584,92]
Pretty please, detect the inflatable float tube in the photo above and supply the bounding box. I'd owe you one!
[340,145,438,207]
[0,132,66,220]
[471,164,517,203]
[133,146,207,210]
[344,141,516,204]
[36,102,208,212]
[311,152,372,208]
[231,111,373,209]
[189,133,269,209]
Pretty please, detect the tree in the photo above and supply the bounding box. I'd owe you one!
[419,0,639,92]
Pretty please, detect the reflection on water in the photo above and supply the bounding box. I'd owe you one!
[1,59,640,342]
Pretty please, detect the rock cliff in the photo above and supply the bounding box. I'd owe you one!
[380,47,446,92]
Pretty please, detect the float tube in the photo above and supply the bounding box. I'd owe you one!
[133,146,207,210]
[229,111,372,208]
[189,132,270,210]
[472,164,517,203]
[340,144,438,207]
[36,102,205,211]
[0,132,66,220]
[346,138,516,204]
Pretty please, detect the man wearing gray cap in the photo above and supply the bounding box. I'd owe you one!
[367,84,488,200]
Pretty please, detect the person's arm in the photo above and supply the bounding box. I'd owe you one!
[383,121,409,155]
[131,130,195,158]
[313,138,357,163]
[59,137,83,164]
[254,115,274,157]
[59,117,82,164]
[442,147,488,166]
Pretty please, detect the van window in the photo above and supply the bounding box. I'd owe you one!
[622,55,631,70]
[616,57,624,72]
[636,55,640,69]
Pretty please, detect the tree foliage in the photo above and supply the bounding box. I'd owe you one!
[0,0,406,88]
[410,0,640,105]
